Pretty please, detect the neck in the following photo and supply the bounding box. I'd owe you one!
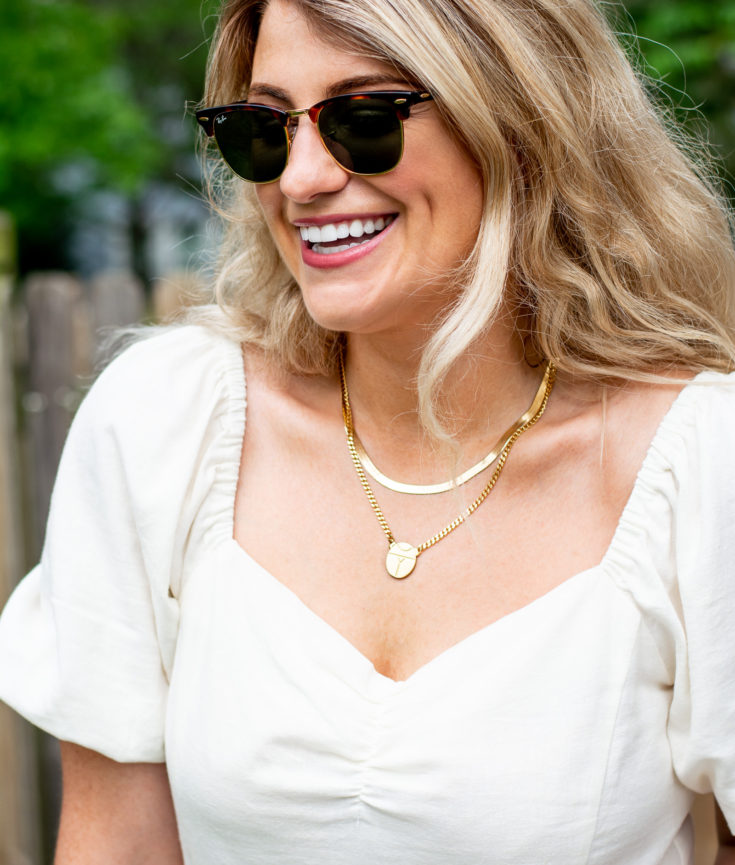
[342,319,541,453]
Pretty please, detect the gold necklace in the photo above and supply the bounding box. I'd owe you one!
[347,365,554,495]
[340,357,556,578]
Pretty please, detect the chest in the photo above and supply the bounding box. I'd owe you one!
[166,549,689,865]
[232,407,629,681]
[230,361,687,682]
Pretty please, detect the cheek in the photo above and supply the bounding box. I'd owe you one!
[255,186,282,233]
[397,126,484,234]
[423,158,484,257]
[454,170,485,249]
[255,186,297,260]
[434,145,484,249]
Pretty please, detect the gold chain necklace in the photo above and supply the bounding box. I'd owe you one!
[348,365,554,495]
[340,357,557,578]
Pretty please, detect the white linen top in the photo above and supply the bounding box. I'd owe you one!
[1,324,734,865]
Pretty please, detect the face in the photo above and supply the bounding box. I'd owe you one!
[250,0,484,336]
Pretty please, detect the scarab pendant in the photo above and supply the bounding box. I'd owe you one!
[385,541,419,579]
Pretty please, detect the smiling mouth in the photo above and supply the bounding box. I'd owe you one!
[299,215,396,255]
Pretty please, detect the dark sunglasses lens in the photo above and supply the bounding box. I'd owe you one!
[318,97,403,174]
[214,108,287,183]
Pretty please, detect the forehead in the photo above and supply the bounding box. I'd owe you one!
[251,0,402,98]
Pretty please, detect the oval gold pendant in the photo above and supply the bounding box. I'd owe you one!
[385,541,418,579]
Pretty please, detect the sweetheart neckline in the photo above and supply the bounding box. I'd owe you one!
[225,535,607,685]
[225,364,705,684]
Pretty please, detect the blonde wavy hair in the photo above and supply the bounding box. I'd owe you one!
[191,0,735,435]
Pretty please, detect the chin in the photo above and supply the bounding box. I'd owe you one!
[302,305,377,334]
[298,284,385,334]
[301,282,443,336]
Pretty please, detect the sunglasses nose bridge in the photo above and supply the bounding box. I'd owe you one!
[284,108,310,146]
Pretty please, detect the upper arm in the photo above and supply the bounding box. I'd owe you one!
[55,741,183,865]
[718,801,735,848]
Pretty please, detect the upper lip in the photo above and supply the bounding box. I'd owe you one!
[290,212,397,227]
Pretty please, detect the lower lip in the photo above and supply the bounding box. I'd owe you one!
[300,219,397,269]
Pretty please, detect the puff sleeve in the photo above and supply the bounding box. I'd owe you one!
[0,324,245,762]
[665,372,735,831]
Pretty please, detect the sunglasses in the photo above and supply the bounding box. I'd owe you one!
[195,90,433,183]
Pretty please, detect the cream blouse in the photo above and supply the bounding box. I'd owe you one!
[0,324,734,865]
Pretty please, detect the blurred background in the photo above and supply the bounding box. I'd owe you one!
[0,1,733,863]
[1,0,221,284]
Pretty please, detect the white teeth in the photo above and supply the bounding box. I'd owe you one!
[298,215,394,250]
[312,241,369,255]
[313,243,351,255]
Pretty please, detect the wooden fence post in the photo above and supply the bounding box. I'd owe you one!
[89,270,146,367]
[152,269,203,322]
[20,273,92,862]
[23,273,91,558]
[0,214,42,865]
[17,268,146,862]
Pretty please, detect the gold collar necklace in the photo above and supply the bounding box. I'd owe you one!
[339,356,556,578]
[346,364,554,495]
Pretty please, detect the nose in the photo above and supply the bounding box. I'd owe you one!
[278,115,349,202]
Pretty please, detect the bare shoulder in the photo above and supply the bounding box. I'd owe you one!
[242,345,340,437]
[524,368,699,516]
[538,367,691,444]
[602,370,695,440]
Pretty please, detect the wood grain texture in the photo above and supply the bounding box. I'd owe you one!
[0,268,42,865]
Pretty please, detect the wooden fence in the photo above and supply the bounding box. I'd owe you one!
[0,260,723,863]
[0,264,192,865]
[0,215,41,865]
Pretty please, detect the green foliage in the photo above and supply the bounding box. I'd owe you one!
[0,0,733,273]
[0,0,215,272]
[0,1,150,244]
[621,0,735,186]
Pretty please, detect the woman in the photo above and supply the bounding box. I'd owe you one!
[1,0,734,862]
